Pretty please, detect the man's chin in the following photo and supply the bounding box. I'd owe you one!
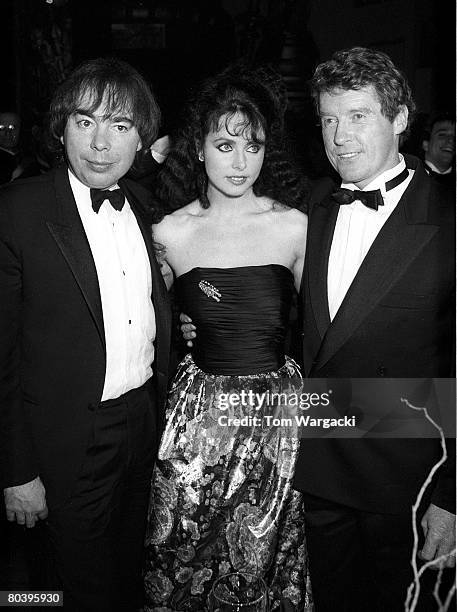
[82,171,120,190]
[337,172,361,185]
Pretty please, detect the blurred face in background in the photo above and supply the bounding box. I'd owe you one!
[423,120,455,172]
[0,112,21,152]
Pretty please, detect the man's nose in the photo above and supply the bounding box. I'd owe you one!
[333,120,351,145]
[91,126,111,151]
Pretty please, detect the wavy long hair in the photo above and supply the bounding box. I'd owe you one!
[154,65,309,215]
[310,47,416,132]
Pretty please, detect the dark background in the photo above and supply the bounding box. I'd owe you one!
[0,0,455,177]
[0,0,455,594]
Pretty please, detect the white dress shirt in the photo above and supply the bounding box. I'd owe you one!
[69,170,155,400]
[327,155,413,321]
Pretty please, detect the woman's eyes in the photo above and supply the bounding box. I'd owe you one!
[216,143,262,153]
[217,143,232,152]
[246,144,262,153]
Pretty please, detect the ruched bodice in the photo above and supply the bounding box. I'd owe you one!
[176,264,294,375]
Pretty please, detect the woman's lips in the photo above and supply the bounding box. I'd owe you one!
[226,176,247,185]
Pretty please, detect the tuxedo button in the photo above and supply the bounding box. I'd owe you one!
[377,366,386,377]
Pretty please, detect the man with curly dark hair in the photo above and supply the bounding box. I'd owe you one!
[0,58,171,611]
[294,46,455,611]
[422,112,455,188]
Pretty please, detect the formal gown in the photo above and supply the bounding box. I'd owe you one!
[143,265,312,611]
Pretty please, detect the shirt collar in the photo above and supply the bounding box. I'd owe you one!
[68,168,121,212]
[68,168,90,202]
[341,154,407,196]
[425,159,453,175]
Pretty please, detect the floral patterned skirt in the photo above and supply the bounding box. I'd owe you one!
[143,354,312,611]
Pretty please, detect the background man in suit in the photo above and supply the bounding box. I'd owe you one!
[0,58,171,611]
[0,111,21,184]
[422,112,455,187]
[295,47,455,611]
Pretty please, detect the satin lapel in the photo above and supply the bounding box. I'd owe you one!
[306,196,338,339]
[121,180,172,370]
[314,163,438,372]
[46,167,105,347]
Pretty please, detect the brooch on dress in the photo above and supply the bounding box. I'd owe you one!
[198,280,222,302]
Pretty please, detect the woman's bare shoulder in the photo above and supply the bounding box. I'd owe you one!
[153,201,202,241]
[272,203,308,231]
[170,199,203,218]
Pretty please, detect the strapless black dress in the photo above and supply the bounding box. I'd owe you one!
[143,265,312,611]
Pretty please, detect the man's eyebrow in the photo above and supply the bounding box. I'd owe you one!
[319,106,374,115]
[110,115,134,124]
[72,109,133,124]
[349,106,374,114]
[73,108,95,117]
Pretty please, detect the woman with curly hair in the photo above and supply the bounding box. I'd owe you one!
[143,66,312,611]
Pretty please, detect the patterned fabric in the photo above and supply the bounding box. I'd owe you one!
[143,354,312,611]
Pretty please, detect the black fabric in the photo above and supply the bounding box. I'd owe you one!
[0,165,172,611]
[331,166,409,210]
[331,186,384,209]
[45,384,155,612]
[176,264,294,374]
[89,187,125,212]
[0,166,172,503]
[294,154,455,611]
[424,164,456,190]
[0,149,17,184]
[302,492,454,612]
[295,156,455,513]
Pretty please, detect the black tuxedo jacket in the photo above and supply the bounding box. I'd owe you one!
[424,162,456,190]
[0,166,172,506]
[295,155,455,514]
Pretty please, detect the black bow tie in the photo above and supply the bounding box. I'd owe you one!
[90,188,125,213]
[331,167,409,211]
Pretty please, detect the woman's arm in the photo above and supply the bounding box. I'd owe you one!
[152,219,175,290]
[290,211,308,293]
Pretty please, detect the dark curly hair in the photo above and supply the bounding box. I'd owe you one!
[49,57,160,163]
[310,47,416,131]
[155,65,309,213]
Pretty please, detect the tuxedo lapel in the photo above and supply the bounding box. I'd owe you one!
[313,159,438,372]
[306,196,338,340]
[46,167,105,347]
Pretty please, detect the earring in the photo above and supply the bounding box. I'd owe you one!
[198,152,204,162]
